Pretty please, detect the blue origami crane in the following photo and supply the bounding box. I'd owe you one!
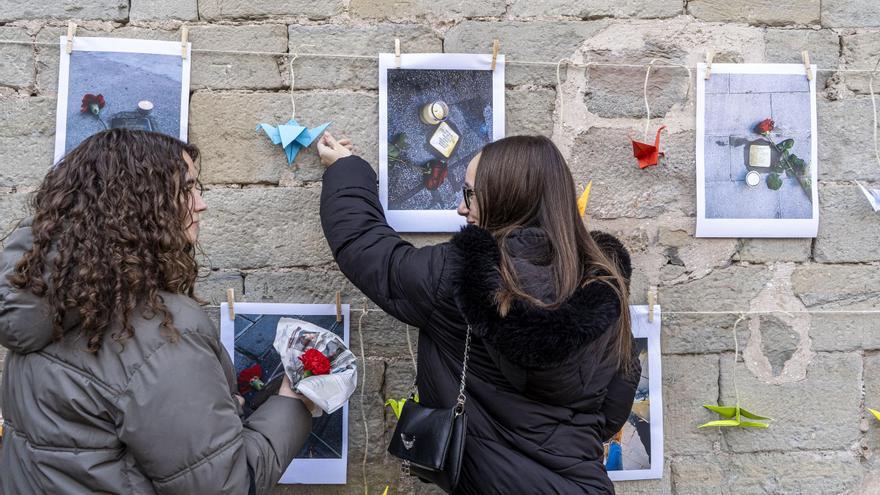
[256,119,331,165]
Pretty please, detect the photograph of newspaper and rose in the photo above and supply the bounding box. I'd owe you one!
[220,303,350,485]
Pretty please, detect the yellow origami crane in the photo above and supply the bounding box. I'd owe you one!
[699,404,772,429]
[385,394,419,420]
[578,180,592,217]
[869,408,880,422]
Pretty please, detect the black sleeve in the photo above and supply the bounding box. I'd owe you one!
[319,156,450,328]
[599,346,642,442]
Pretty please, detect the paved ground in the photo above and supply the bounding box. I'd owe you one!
[386,68,494,211]
[64,50,183,153]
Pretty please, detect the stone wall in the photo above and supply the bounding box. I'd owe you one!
[0,1,879,494]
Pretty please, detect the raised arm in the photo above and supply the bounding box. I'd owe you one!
[319,149,450,328]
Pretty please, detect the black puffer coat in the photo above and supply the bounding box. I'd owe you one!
[320,156,640,494]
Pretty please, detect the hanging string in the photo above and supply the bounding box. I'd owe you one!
[870,57,880,169]
[555,59,595,128]
[642,58,692,141]
[731,313,746,408]
[288,44,314,120]
[355,301,370,495]
[0,38,879,73]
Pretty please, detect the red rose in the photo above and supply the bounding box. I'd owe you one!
[755,118,774,135]
[300,348,331,377]
[237,363,264,394]
[81,93,106,115]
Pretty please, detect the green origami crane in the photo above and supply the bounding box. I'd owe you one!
[385,394,419,420]
[869,408,880,422]
[699,404,772,429]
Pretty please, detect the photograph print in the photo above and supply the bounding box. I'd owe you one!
[220,303,350,485]
[604,305,663,481]
[54,36,192,162]
[379,52,505,232]
[696,63,818,238]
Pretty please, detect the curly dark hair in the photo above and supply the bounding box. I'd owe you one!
[9,129,203,352]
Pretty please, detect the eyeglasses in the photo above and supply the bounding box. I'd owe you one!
[461,185,475,209]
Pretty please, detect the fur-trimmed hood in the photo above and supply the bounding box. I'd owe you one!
[450,225,631,371]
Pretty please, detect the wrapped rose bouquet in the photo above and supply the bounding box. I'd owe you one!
[273,318,358,416]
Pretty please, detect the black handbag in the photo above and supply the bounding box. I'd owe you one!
[387,325,472,494]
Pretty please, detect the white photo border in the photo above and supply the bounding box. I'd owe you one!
[609,304,664,482]
[220,302,350,485]
[695,63,819,238]
[378,52,505,232]
[54,36,192,164]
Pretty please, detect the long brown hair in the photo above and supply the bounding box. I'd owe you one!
[474,135,633,371]
[9,129,203,352]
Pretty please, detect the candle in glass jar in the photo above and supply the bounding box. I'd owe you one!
[420,101,449,125]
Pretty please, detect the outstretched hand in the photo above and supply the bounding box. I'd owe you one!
[316,131,353,167]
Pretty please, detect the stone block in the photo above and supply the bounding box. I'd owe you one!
[763,29,839,87]
[866,352,880,453]
[444,21,606,86]
[662,313,749,355]
[198,185,329,269]
[660,264,771,311]
[842,32,880,95]
[568,128,694,219]
[287,24,440,90]
[0,193,31,231]
[509,0,681,19]
[189,24,288,90]
[350,0,505,19]
[193,269,243,307]
[506,87,555,136]
[199,0,343,21]
[734,238,812,262]
[130,0,198,20]
[0,28,34,89]
[688,0,820,26]
[792,263,880,309]
[189,91,378,184]
[818,97,880,181]
[671,450,863,494]
[664,354,723,455]
[822,0,880,27]
[0,95,56,187]
[0,0,128,22]
[719,352,862,452]
[814,183,880,263]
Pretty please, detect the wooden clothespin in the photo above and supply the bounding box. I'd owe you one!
[180,25,189,60]
[704,50,714,80]
[394,38,401,68]
[647,286,657,323]
[491,39,500,71]
[335,291,342,322]
[226,288,235,321]
[66,21,77,55]
[801,50,812,81]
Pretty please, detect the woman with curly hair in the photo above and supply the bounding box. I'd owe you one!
[0,129,312,494]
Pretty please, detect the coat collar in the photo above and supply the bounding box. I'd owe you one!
[450,225,631,369]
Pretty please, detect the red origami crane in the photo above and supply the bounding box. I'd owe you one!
[631,125,666,169]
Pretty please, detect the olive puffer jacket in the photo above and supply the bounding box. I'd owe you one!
[0,219,312,494]
[320,156,641,494]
